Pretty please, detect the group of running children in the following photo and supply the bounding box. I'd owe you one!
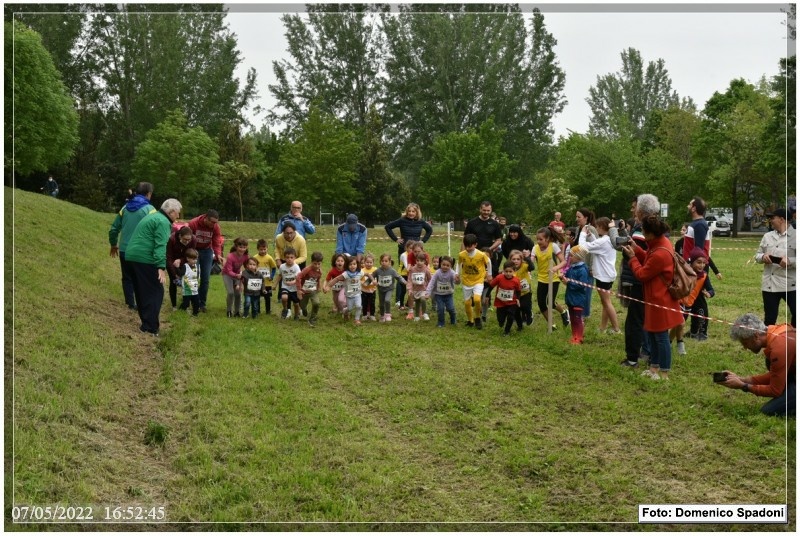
[172,222,715,343]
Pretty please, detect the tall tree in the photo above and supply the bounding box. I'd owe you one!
[216,120,258,221]
[382,5,566,179]
[4,21,79,179]
[269,3,389,133]
[417,119,516,222]
[759,55,796,200]
[587,48,683,140]
[131,109,221,213]
[272,105,361,220]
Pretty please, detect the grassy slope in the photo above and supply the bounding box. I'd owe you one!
[4,187,795,529]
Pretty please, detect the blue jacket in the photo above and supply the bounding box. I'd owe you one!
[335,223,367,256]
[275,213,316,238]
[565,262,592,309]
[384,217,432,244]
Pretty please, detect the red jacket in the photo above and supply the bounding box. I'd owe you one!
[188,215,224,258]
[628,235,684,332]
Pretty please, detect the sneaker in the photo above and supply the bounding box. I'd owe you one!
[696,333,708,341]
[466,321,474,328]
[414,316,420,322]
[281,309,289,319]
[686,332,697,339]
[481,316,487,323]
[379,314,386,323]
[561,311,570,327]
[227,311,233,318]
[234,312,241,318]
[243,314,249,319]
[385,314,392,322]
[354,320,362,326]
[676,341,686,355]
[475,317,483,330]
[422,314,430,321]
[395,301,401,307]
[199,306,207,313]
[641,369,660,380]
[406,312,414,320]
[308,317,317,327]
[437,322,445,328]
[503,332,510,337]
[620,359,639,367]
[172,307,177,312]
[608,328,622,335]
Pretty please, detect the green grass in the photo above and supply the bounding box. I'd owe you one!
[5,187,795,530]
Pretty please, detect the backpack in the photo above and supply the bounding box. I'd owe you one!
[653,247,697,300]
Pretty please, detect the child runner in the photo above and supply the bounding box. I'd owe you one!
[672,247,716,354]
[326,253,347,315]
[429,255,440,313]
[508,249,535,327]
[480,246,494,324]
[532,227,569,329]
[222,237,249,318]
[275,247,301,320]
[361,253,378,321]
[325,255,367,325]
[297,251,325,327]
[425,255,459,327]
[457,233,491,330]
[375,253,405,322]
[177,248,200,315]
[583,217,621,334]
[406,251,432,321]
[396,241,413,311]
[488,260,523,336]
[563,245,592,344]
[253,238,277,315]
[241,257,263,319]
[404,241,430,318]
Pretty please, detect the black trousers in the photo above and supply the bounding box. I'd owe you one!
[497,304,520,333]
[763,290,796,327]
[623,284,645,362]
[689,294,708,335]
[129,261,164,334]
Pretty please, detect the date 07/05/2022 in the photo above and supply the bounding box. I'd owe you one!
[12,505,166,522]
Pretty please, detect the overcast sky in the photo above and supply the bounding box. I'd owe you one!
[225,2,792,138]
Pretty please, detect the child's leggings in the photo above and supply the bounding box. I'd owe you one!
[223,274,242,313]
[689,294,708,335]
[396,279,407,307]
[332,287,346,312]
[378,287,393,316]
[516,293,533,326]
[363,292,376,317]
[414,296,427,318]
[569,306,584,340]
[497,305,520,333]
[346,294,362,321]
[464,293,481,322]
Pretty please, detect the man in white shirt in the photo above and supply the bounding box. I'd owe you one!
[756,208,796,327]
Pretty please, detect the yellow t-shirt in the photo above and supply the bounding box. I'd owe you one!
[252,253,277,287]
[533,242,561,283]
[458,250,490,287]
[361,266,377,292]
[514,264,533,295]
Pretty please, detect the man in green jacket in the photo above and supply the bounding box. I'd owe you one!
[108,182,155,309]
[126,198,182,336]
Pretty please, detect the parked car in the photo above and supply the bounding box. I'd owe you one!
[705,215,731,237]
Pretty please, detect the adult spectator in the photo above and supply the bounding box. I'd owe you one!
[166,226,196,311]
[501,224,534,261]
[755,208,796,327]
[683,196,710,261]
[108,182,156,310]
[574,208,598,318]
[275,200,316,238]
[384,202,433,260]
[188,209,224,313]
[463,201,503,275]
[721,313,795,416]
[125,199,183,336]
[41,175,59,197]
[618,194,659,367]
[549,211,565,234]
[275,221,308,269]
[621,214,684,381]
[335,214,367,262]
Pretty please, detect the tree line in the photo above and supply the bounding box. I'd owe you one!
[5,3,795,233]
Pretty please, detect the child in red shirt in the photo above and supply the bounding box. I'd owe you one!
[488,260,522,336]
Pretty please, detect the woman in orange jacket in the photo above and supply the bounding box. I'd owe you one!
[621,215,684,380]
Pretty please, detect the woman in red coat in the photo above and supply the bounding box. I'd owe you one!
[621,215,684,380]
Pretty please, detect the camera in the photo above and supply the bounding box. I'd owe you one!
[615,236,632,246]
[712,372,728,383]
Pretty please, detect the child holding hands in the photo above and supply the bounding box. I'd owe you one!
[222,237,249,317]
[406,251,432,321]
[426,255,459,327]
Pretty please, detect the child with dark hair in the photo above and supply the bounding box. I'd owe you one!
[361,253,378,320]
[326,253,347,315]
[325,255,368,325]
[508,249,535,326]
[275,247,301,320]
[177,248,201,315]
[532,227,569,329]
[457,233,491,329]
[406,250,432,321]
[426,255,459,327]
[488,260,522,336]
[375,253,405,322]
[222,237,249,318]
[167,226,196,311]
[253,238,277,314]
[298,251,325,327]
[241,257,263,319]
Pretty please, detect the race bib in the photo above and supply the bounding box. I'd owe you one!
[378,275,393,287]
[411,272,426,285]
[498,288,515,302]
[436,282,453,293]
[184,278,199,294]
[247,278,262,292]
[284,274,296,285]
[520,279,531,292]
[347,278,361,294]
[257,268,271,280]
[331,281,344,291]
[302,279,317,291]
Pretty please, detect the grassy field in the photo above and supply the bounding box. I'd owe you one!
[4,187,795,530]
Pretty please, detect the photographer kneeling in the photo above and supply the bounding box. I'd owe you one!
[720,313,795,417]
